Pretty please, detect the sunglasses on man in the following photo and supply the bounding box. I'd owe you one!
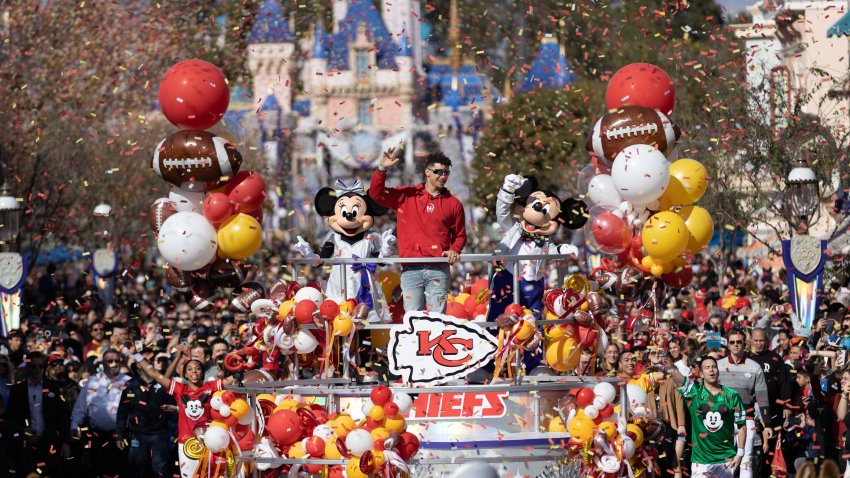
[428,168,450,177]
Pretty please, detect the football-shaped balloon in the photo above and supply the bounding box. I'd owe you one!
[230,281,266,313]
[168,188,206,213]
[207,259,248,288]
[226,171,268,213]
[152,130,242,191]
[605,63,676,117]
[149,198,177,234]
[203,192,234,226]
[166,265,194,292]
[269,279,299,304]
[158,59,230,130]
[157,211,218,271]
[586,106,680,162]
[188,279,216,312]
[615,266,646,302]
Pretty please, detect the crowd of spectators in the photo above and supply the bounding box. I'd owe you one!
[3,247,850,478]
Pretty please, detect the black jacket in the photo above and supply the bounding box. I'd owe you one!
[749,349,791,418]
[5,378,70,446]
[115,376,174,439]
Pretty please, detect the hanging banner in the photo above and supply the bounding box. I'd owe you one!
[782,235,827,332]
[0,252,28,336]
[389,311,498,385]
[91,248,118,308]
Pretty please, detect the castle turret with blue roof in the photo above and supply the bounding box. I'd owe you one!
[516,33,576,93]
[247,0,297,116]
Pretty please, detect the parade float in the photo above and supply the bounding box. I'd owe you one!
[147,60,710,477]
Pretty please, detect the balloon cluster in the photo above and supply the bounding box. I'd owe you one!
[151,60,268,303]
[180,391,255,478]
[223,280,371,379]
[255,386,419,477]
[581,63,712,299]
[553,383,657,478]
[541,276,610,372]
[445,278,490,320]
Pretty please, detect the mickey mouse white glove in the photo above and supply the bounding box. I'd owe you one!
[502,174,526,194]
[380,229,397,258]
[293,236,316,258]
[556,244,580,257]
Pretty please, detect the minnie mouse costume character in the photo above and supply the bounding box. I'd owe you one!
[293,179,396,319]
[489,174,587,319]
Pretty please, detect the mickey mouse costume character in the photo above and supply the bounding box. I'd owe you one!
[293,179,396,320]
[488,174,587,320]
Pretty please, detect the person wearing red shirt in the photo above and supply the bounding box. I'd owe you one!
[370,149,467,313]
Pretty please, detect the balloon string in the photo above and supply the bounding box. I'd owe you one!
[493,328,505,381]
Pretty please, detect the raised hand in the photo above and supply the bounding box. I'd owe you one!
[502,174,526,193]
[380,147,401,170]
[292,236,315,257]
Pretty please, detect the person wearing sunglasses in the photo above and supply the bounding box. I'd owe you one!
[716,328,771,478]
[70,348,130,477]
[370,147,467,313]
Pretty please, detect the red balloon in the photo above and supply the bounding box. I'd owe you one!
[383,402,399,417]
[328,465,345,478]
[576,388,595,408]
[244,206,263,224]
[396,432,420,461]
[475,303,488,316]
[294,300,318,325]
[463,295,477,315]
[203,192,234,226]
[599,403,614,418]
[267,409,304,446]
[471,279,489,298]
[373,438,386,451]
[226,171,268,213]
[305,436,325,457]
[574,323,599,348]
[220,391,237,405]
[662,264,694,289]
[445,301,469,319]
[158,59,229,130]
[371,386,392,406]
[235,425,255,451]
[320,300,340,320]
[505,303,524,317]
[606,63,676,117]
[591,213,631,253]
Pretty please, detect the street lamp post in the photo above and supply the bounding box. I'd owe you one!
[91,203,118,311]
[0,180,26,336]
[781,159,827,334]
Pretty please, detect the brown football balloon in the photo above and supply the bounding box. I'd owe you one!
[230,282,266,313]
[166,266,194,292]
[151,130,242,191]
[591,269,618,291]
[585,291,610,317]
[586,106,681,161]
[187,280,216,312]
[614,266,646,302]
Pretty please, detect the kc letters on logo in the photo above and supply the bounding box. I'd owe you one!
[389,312,498,385]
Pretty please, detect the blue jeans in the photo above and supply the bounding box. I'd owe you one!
[400,266,451,313]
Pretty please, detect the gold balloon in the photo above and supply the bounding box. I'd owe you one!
[183,437,206,460]
[627,423,645,448]
[669,158,709,204]
[657,175,693,210]
[217,213,263,260]
[568,414,596,443]
[642,211,689,262]
[549,416,567,432]
[333,314,354,336]
[545,336,580,372]
[346,458,369,478]
[599,421,618,440]
[563,274,590,294]
[677,205,714,254]
[278,300,295,318]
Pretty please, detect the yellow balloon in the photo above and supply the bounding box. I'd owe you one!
[333,314,354,336]
[627,423,645,448]
[288,441,308,459]
[545,337,580,372]
[677,205,714,254]
[657,175,693,210]
[230,399,250,419]
[278,300,295,318]
[371,427,390,442]
[567,414,596,443]
[669,158,709,204]
[455,292,470,304]
[217,213,263,260]
[548,416,566,432]
[599,421,618,440]
[642,211,689,262]
[346,458,369,478]
[339,301,355,314]
[384,414,407,432]
[325,437,343,459]
[375,271,400,302]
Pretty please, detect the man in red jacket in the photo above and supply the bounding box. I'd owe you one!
[370,149,467,313]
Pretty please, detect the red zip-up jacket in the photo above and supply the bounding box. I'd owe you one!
[370,169,467,260]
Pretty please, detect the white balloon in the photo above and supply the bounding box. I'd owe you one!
[392,392,413,415]
[156,212,217,271]
[237,408,254,425]
[611,144,670,205]
[254,438,281,470]
[592,396,608,410]
[625,384,649,413]
[361,398,375,416]
[169,187,206,213]
[593,382,617,405]
[204,426,230,452]
[621,435,635,459]
[277,333,294,350]
[584,405,599,419]
[599,455,622,474]
[448,461,499,478]
[219,405,231,417]
[294,330,319,353]
[294,287,323,306]
[345,429,373,457]
[210,395,223,410]
[313,424,334,441]
[251,299,276,318]
[587,174,622,207]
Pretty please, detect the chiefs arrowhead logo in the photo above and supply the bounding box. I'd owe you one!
[389,312,498,385]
